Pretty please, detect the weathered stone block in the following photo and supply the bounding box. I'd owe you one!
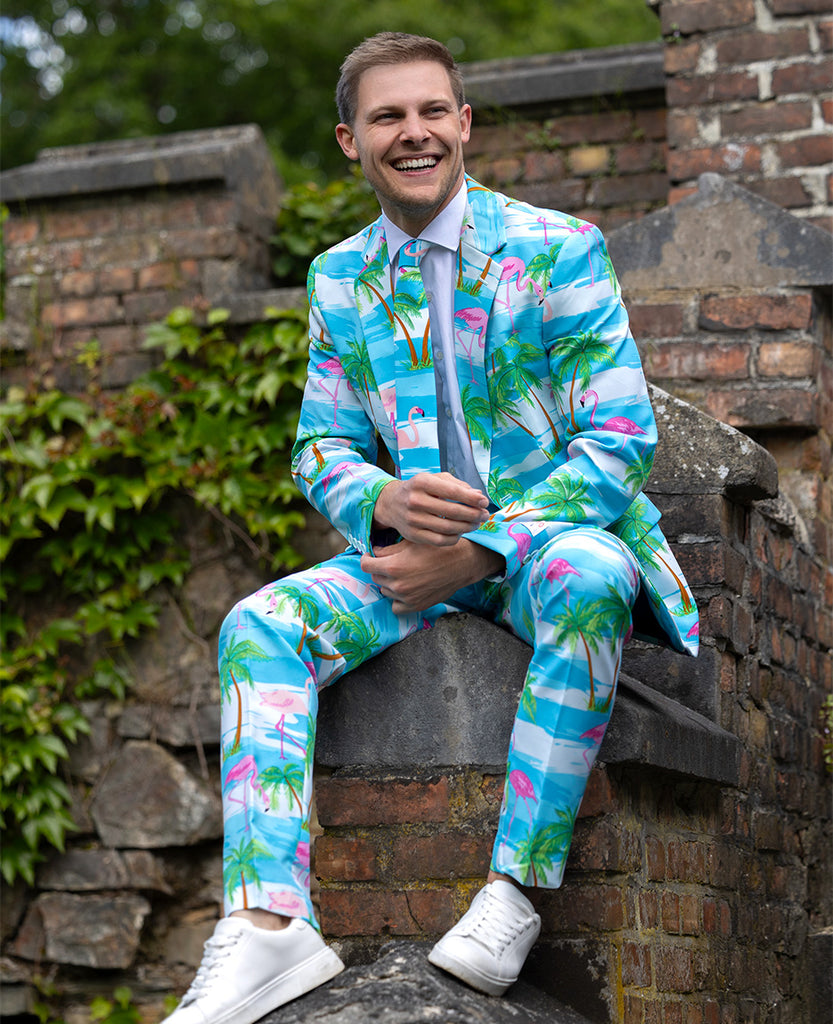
[91,740,221,848]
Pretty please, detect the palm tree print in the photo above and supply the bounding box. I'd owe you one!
[321,609,382,669]
[491,336,562,452]
[340,336,377,404]
[260,761,305,814]
[552,597,606,709]
[224,836,271,909]
[554,330,617,435]
[593,582,634,713]
[624,449,654,493]
[516,806,578,884]
[220,634,272,754]
[614,501,694,614]
[460,383,492,449]
[503,475,592,523]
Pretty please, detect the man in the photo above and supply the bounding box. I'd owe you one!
[164,31,698,1024]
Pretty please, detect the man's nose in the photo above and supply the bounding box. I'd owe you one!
[399,112,430,143]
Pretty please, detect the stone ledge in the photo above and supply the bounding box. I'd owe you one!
[0,124,281,221]
[461,42,664,110]
[263,940,593,1024]
[316,613,741,787]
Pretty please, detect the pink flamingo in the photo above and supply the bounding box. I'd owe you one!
[507,522,531,564]
[565,221,598,286]
[497,256,544,330]
[267,891,307,917]
[579,723,608,769]
[319,460,360,495]
[686,622,699,639]
[398,406,425,449]
[537,215,558,245]
[260,688,309,760]
[580,390,647,446]
[318,356,351,426]
[454,307,489,380]
[506,769,538,830]
[304,567,373,608]
[293,840,311,889]
[544,557,582,604]
[223,755,268,831]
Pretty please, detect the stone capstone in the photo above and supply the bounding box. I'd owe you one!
[264,941,594,1024]
[11,892,150,969]
[91,740,221,848]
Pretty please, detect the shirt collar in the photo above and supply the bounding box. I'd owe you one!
[382,181,468,265]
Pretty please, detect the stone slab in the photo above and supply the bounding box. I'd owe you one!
[264,940,593,1024]
[316,613,740,786]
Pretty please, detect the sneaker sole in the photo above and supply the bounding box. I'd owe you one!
[427,944,512,997]
[215,945,345,1024]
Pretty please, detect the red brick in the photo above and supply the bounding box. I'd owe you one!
[538,883,624,930]
[628,302,686,338]
[138,262,181,290]
[664,40,702,74]
[48,207,120,240]
[655,946,695,993]
[681,894,701,935]
[316,777,450,826]
[572,820,640,873]
[523,150,567,183]
[634,109,667,141]
[99,267,136,294]
[622,940,652,987]
[716,27,810,64]
[644,340,750,380]
[615,142,666,175]
[773,59,833,96]
[4,217,39,245]
[721,100,812,137]
[820,19,833,52]
[667,111,702,149]
[391,832,491,879]
[777,134,833,168]
[315,837,377,880]
[758,340,817,378]
[661,0,755,35]
[41,296,122,328]
[549,111,636,146]
[747,176,812,209]
[666,72,759,107]
[822,98,833,124]
[647,836,666,880]
[592,172,668,206]
[59,271,97,297]
[668,143,761,180]
[577,765,616,817]
[699,293,813,331]
[662,891,681,933]
[320,887,455,936]
[640,890,660,928]
[771,0,831,12]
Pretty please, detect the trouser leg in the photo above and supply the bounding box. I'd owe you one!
[489,526,640,888]
[218,550,453,926]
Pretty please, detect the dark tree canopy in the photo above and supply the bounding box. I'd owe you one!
[0,1,659,179]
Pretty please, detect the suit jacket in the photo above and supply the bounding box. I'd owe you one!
[292,178,698,656]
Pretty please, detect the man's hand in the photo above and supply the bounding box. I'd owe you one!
[373,472,489,547]
[361,538,504,614]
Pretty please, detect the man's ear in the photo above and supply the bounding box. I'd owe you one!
[335,123,359,161]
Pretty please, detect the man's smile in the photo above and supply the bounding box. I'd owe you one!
[392,156,440,172]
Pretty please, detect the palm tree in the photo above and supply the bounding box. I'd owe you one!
[224,836,271,909]
[552,597,606,708]
[488,467,524,508]
[460,383,493,449]
[219,633,271,754]
[593,583,635,713]
[554,330,617,435]
[503,474,592,523]
[615,501,694,614]
[340,336,377,405]
[515,806,577,885]
[624,449,654,493]
[492,336,561,448]
[260,762,305,814]
[322,608,381,669]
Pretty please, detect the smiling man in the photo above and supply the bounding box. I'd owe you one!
[163,32,697,1024]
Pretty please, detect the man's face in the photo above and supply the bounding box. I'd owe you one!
[336,60,472,237]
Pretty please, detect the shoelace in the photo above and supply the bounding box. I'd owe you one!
[467,890,529,955]
[181,928,242,1004]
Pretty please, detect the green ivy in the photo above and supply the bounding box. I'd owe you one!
[271,165,379,285]
[0,306,310,884]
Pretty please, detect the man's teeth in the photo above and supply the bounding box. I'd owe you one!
[395,157,437,170]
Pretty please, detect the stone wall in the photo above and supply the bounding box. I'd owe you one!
[1,20,831,1024]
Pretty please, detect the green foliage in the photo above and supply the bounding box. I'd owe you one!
[271,166,380,285]
[34,984,142,1024]
[823,692,833,774]
[1,0,660,178]
[0,307,310,884]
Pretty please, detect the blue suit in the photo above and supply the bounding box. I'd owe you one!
[218,180,698,924]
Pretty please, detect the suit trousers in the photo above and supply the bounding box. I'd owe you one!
[218,524,640,926]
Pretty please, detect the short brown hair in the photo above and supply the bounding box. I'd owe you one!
[336,32,465,126]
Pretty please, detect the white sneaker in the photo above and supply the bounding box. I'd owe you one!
[163,916,344,1024]
[428,879,541,996]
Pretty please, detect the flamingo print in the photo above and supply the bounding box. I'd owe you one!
[543,557,582,604]
[497,256,544,330]
[579,722,608,768]
[454,307,489,380]
[259,688,309,760]
[506,769,538,830]
[267,891,307,917]
[398,406,425,449]
[507,522,532,564]
[317,356,352,426]
[580,389,647,446]
[565,220,598,286]
[224,755,268,832]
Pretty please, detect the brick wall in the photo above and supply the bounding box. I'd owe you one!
[657,0,832,231]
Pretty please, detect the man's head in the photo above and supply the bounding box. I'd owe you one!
[334,33,471,237]
[336,32,465,128]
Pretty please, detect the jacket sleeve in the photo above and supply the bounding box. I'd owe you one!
[461,223,657,579]
[290,257,396,555]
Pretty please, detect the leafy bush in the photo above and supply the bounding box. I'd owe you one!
[0,307,310,884]
[271,165,379,285]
